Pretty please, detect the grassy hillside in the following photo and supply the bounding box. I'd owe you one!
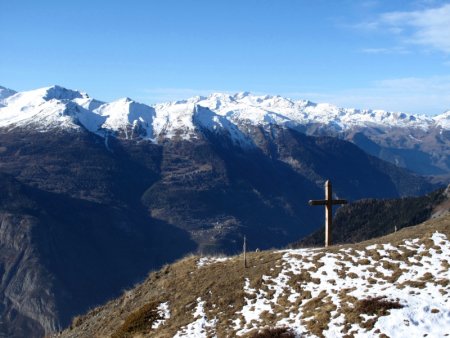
[59,213,450,338]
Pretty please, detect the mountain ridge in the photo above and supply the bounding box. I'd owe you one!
[2,84,449,176]
[1,85,450,137]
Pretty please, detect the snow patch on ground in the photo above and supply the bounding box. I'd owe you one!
[197,257,230,268]
[151,302,171,330]
[229,232,450,337]
[173,298,217,337]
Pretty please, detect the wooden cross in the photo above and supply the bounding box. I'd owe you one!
[309,180,347,247]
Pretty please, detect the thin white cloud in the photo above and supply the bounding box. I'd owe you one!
[138,76,450,115]
[138,87,229,104]
[139,87,274,104]
[284,75,450,115]
[360,47,409,54]
[365,3,450,54]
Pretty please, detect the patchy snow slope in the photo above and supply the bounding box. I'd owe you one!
[174,298,217,338]
[175,231,450,337]
[151,302,171,330]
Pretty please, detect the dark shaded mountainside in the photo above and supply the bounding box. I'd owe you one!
[0,174,195,337]
[0,125,437,337]
[292,184,450,248]
[338,127,450,179]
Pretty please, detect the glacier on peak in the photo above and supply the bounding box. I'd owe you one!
[95,98,156,140]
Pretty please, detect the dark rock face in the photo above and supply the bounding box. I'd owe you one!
[0,131,196,337]
[291,122,450,178]
[344,127,450,177]
[0,126,437,337]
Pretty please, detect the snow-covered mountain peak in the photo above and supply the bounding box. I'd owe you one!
[2,85,450,145]
[2,85,87,108]
[233,91,251,100]
[208,92,234,101]
[0,85,102,132]
[0,86,17,103]
[43,85,86,101]
[435,110,450,119]
[117,97,133,103]
[94,98,156,140]
[73,97,104,111]
[298,99,316,108]
[153,91,440,139]
[434,110,450,129]
[153,101,198,140]
[192,105,254,147]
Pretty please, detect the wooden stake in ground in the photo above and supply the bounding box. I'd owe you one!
[243,236,247,268]
[309,180,347,247]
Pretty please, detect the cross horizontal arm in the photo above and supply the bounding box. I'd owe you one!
[331,199,348,205]
[309,200,327,206]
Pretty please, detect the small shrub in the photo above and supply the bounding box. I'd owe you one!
[112,301,161,338]
[355,297,403,316]
[248,326,296,338]
[72,315,86,329]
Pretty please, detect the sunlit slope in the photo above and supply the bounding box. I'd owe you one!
[60,213,450,338]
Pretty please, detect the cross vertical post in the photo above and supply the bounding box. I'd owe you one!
[325,180,332,247]
[243,236,247,268]
[309,180,348,248]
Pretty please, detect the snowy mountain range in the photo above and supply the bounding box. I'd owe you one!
[1,85,450,176]
[1,84,449,138]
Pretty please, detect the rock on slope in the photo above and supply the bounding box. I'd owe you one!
[59,213,450,338]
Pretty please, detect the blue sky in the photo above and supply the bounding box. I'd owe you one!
[1,0,450,115]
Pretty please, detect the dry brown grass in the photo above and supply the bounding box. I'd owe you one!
[90,250,286,338]
[58,213,450,338]
[245,326,296,338]
[339,294,403,333]
[112,301,161,338]
[302,291,336,337]
[355,297,403,316]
